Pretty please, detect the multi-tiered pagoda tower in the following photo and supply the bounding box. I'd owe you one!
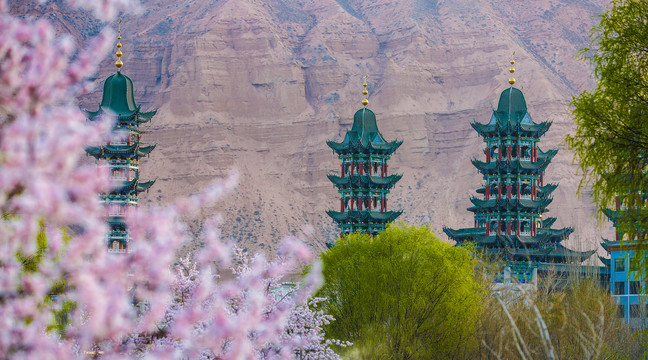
[84,23,156,253]
[326,80,403,238]
[443,61,594,272]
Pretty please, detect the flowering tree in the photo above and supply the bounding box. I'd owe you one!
[0,0,333,358]
[127,253,347,359]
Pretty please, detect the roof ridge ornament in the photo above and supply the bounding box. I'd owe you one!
[362,74,369,107]
[115,17,124,70]
[508,52,516,86]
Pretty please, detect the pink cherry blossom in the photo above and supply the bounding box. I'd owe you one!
[0,1,346,358]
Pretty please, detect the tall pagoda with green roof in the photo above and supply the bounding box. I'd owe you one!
[443,61,594,270]
[326,80,403,238]
[84,22,156,253]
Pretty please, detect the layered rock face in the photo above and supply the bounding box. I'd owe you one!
[13,0,612,255]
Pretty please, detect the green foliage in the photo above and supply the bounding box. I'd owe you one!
[566,0,648,273]
[317,223,484,359]
[473,271,647,359]
[16,221,49,273]
[13,221,72,336]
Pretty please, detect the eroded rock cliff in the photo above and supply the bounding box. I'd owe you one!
[13,0,613,255]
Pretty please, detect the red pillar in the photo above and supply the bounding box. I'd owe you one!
[507,219,511,235]
[517,219,520,235]
[507,183,511,199]
[517,144,521,159]
[517,182,520,199]
[368,196,372,211]
[497,219,501,235]
[499,145,502,161]
[341,163,345,177]
[486,148,491,162]
[498,182,501,199]
[507,145,511,160]
[359,161,363,176]
[340,198,344,212]
[485,184,490,200]
[486,224,490,236]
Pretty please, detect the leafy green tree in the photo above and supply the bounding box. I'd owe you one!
[317,223,483,359]
[12,219,73,336]
[566,0,648,267]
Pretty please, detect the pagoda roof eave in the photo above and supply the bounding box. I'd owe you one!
[602,208,618,222]
[138,109,158,121]
[442,227,486,240]
[537,184,558,197]
[505,246,595,263]
[601,238,624,252]
[136,179,156,193]
[138,144,157,156]
[327,174,402,188]
[326,138,402,154]
[537,227,574,240]
[326,210,402,223]
[83,108,102,119]
[542,217,557,228]
[110,177,139,194]
[472,158,552,174]
[468,197,552,213]
[546,247,596,263]
[470,117,552,137]
[599,255,611,267]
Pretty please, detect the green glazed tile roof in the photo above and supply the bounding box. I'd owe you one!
[327,174,402,189]
[497,87,527,114]
[542,217,557,228]
[326,210,402,223]
[467,197,552,213]
[100,72,138,116]
[327,108,402,154]
[471,157,553,175]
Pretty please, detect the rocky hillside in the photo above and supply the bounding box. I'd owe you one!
[13,0,613,256]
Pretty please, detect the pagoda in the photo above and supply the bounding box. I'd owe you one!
[84,21,156,253]
[326,79,403,238]
[443,60,594,274]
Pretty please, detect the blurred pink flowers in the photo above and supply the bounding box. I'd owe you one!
[0,0,343,358]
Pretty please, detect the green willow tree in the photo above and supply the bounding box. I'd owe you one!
[566,0,648,268]
[317,224,483,360]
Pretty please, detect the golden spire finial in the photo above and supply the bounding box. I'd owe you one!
[508,52,516,85]
[115,18,124,70]
[361,75,369,107]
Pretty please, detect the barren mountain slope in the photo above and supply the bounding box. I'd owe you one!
[13,0,613,256]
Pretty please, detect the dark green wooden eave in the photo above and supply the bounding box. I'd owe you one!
[327,174,402,188]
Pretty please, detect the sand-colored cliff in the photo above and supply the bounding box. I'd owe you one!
[13,0,613,255]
